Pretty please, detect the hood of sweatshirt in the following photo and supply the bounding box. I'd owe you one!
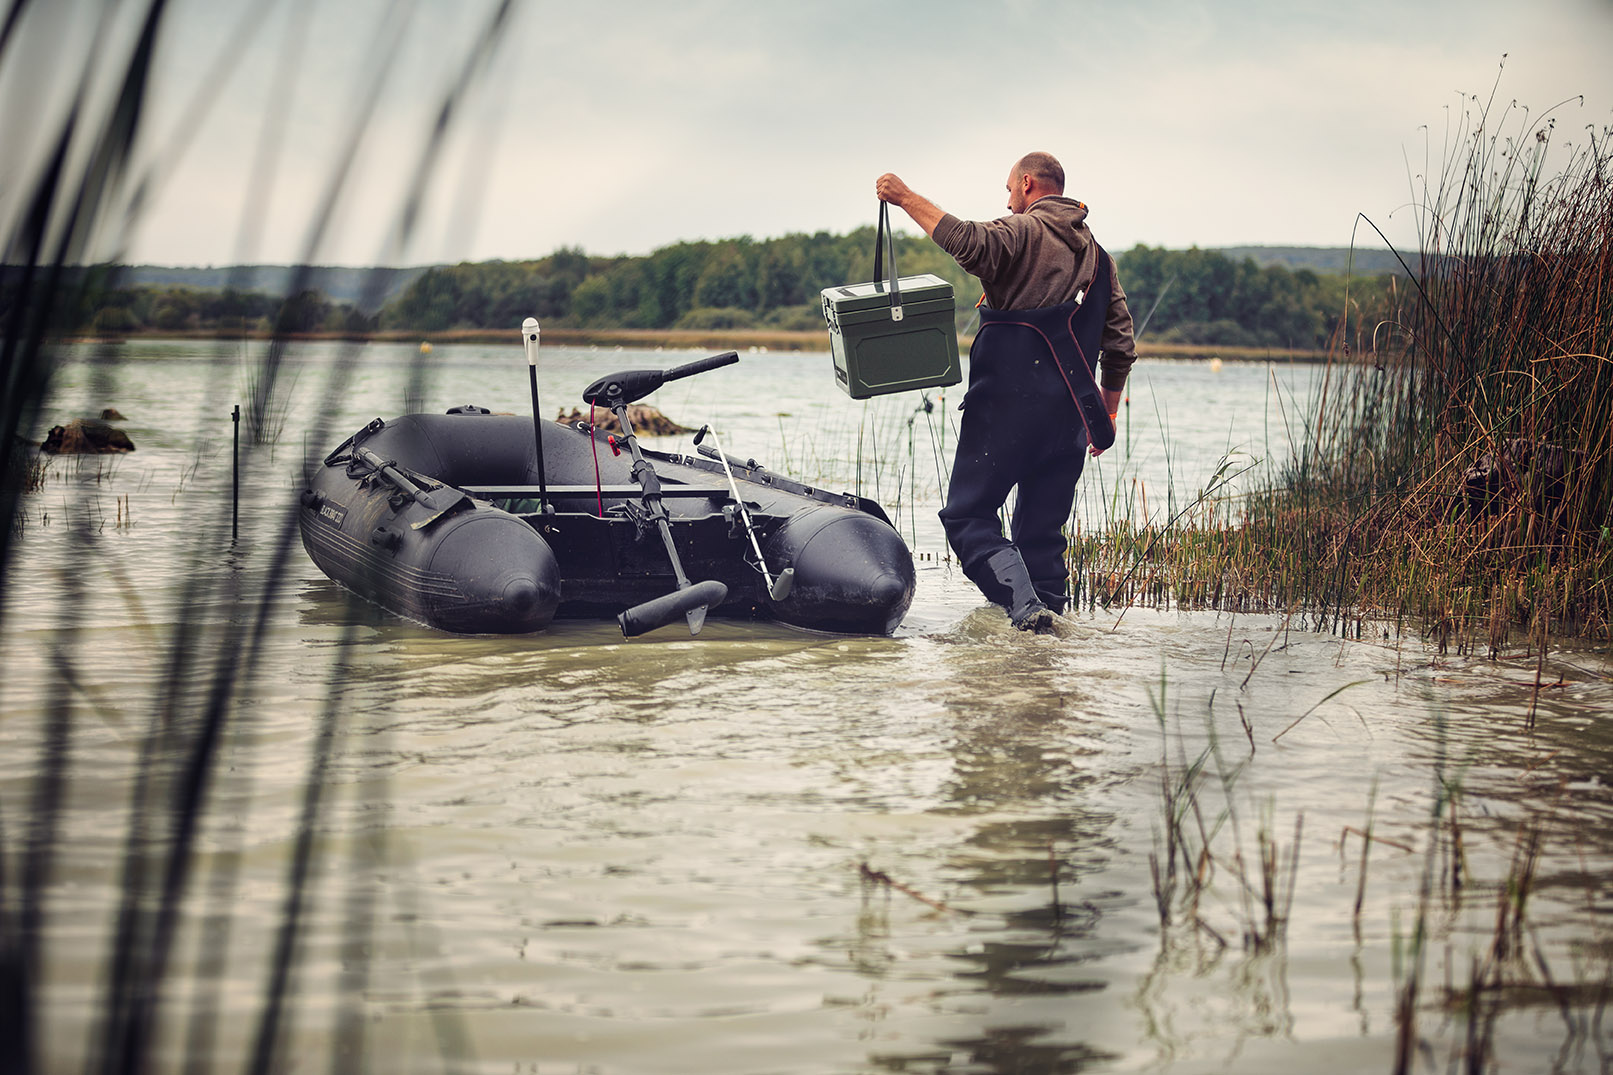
[1025,195,1091,248]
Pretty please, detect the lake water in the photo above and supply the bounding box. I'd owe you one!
[3,338,1611,1073]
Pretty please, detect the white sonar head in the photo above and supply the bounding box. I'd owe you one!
[521,317,540,365]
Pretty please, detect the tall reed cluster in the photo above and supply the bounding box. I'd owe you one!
[1080,85,1613,646]
[0,4,517,1073]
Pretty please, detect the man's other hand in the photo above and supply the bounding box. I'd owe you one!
[1091,387,1125,456]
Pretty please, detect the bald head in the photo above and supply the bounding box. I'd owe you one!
[1012,152,1065,194]
[1005,152,1066,214]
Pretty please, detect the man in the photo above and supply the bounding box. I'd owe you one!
[876,152,1138,632]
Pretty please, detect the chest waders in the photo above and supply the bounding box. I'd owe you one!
[937,250,1113,627]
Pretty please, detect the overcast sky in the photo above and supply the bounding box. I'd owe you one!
[6,0,1612,267]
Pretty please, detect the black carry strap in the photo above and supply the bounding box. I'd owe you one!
[872,202,904,322]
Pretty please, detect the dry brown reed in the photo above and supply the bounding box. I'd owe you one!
[1378,721,1613,1073]
[1147,674,1303,956]
[1075,88,1613,646]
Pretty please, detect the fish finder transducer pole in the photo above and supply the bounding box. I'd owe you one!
[522,317,551,512]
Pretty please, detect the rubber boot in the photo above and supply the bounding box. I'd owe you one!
[984,547,1054,633]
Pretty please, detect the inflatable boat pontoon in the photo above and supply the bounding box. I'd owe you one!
[299,347,916,638]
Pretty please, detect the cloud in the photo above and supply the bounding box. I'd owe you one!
[23,0,1608,266]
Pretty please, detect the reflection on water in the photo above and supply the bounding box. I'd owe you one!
[3,342,1613,1073]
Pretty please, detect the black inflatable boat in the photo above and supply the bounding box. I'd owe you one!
[298,351,916,637]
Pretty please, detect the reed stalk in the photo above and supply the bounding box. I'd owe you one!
[0,4,517,1073]
[1073,87,1613,644]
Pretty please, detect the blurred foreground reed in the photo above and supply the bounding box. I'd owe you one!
[0,4,516,1072]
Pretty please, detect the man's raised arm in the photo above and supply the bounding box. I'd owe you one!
[875,173,946,238]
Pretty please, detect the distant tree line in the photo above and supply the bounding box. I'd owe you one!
[1120,245,1373,350]
[378,236,1403,350]
[28,233,1406,350]
[376,234,980,335]
[5,266,378,337]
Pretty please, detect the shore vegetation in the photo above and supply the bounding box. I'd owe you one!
[1076,88,1613,645]
[14,238,1404,357]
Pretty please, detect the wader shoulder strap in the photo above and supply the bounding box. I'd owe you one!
[973,247,1117,449]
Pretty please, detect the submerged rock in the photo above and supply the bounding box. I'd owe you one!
[41,418,135,454]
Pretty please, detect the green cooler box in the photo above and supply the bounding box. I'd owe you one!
[820,273,961,399]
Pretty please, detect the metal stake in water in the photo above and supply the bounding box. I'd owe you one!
[231,403,240,543]
[694,424,794,602]
[522,317,550,512]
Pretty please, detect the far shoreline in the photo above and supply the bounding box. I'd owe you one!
[55,328,1335,365]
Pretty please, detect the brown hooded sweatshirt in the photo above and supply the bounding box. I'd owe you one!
[933,195,1137,390]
